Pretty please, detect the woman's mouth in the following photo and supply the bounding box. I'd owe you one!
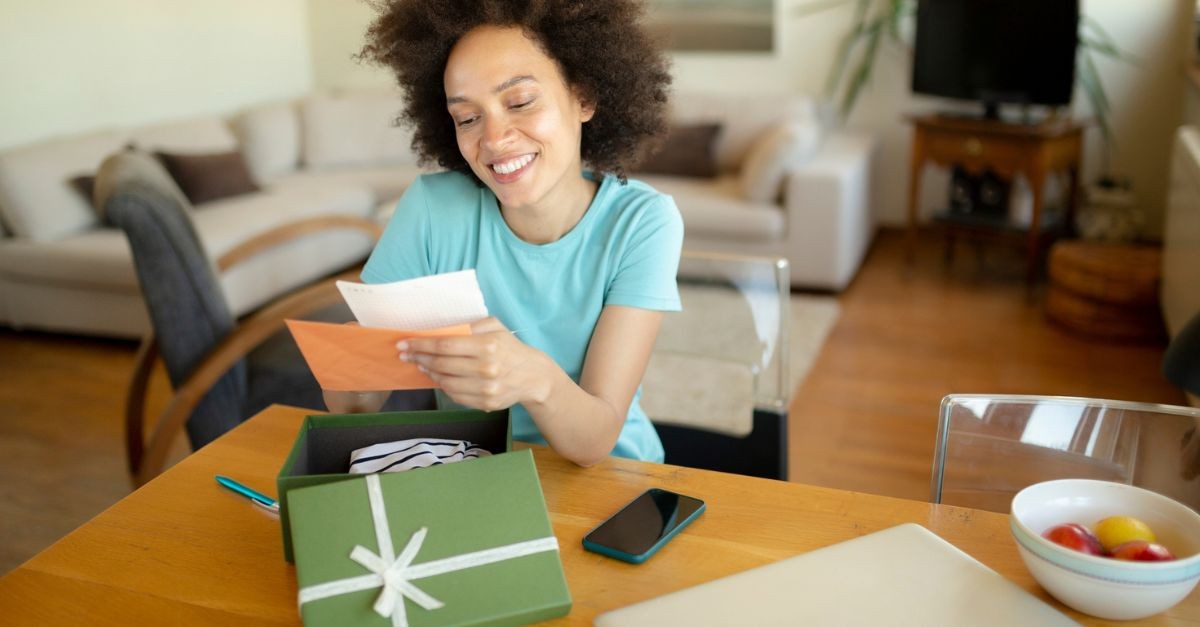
[489,153,537,182]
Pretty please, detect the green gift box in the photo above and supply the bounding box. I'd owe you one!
[277,409,511,562]
[288,449,572,626]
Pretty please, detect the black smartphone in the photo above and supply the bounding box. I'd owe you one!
[582,488,706,564]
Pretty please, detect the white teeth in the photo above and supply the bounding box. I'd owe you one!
[492,154,534,175]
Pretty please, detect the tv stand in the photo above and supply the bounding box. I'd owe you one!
[982,100,1001,121]
[905,113,1085,285]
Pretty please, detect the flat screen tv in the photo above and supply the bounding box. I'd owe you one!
[912,0,1079,119]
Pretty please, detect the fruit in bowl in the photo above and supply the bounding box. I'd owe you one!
[1042,523,1104,556]
[1040,515,1178,562]
[1010,479,1200,620]
[1094,515,1157,552]
[1111,540,1175,562]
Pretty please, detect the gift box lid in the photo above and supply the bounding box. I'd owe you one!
[277,409,510,562]
[289,448,571,626]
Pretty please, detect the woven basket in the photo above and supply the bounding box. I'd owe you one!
[1045,241,1164,341]
[1047,241,1161,306]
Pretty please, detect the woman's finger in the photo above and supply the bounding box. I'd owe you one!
[400,334,500,358]
[410,354,487,378]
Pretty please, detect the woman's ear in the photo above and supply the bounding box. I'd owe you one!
[575,88,596,123]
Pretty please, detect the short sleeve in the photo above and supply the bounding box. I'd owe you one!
[361,177,433,284]
[605,195,684,311]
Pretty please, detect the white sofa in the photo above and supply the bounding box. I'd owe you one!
[0,91,426,338]
[0,90,875,339]
[640,93,876,291]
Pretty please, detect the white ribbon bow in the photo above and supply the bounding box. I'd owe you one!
[297,473,559,627]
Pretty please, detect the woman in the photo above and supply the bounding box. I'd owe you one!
[355,0,680,466]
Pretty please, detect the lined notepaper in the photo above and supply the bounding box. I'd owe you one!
[336,269,489,330]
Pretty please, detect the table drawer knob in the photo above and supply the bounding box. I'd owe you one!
[964,137,984,156]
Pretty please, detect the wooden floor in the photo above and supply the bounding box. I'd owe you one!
[0,228,1184,575]
[788,230,1184,500]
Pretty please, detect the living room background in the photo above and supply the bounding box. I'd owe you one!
[0,0,1191,235]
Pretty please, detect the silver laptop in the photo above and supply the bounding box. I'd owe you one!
[595,523,1075,626]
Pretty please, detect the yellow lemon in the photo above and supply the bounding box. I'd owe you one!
[1094,516,1156,552]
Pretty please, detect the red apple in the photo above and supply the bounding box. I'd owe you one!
[1042,523,1104,555]
[1109,540,1176,562]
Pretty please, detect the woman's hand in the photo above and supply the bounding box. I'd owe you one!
[398,317,555,412]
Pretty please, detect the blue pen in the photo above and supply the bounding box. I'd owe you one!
[216,475,279,513]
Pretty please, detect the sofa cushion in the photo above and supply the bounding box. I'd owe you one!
[636,174,784,243]
[739,121,822,203]
[130,116,239,154]
[233,102,301,181]
[637,123,721,178]
[670,92,818,173]
[266,164,425,210]
[0,130,131,241]
[0,228,139,289]
[155,150,260,205]
[302,91,416,170]
[190,179,376,258]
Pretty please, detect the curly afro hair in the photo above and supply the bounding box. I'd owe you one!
[359,0,671,184]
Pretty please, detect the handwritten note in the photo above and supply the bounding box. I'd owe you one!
[336,270,488,330]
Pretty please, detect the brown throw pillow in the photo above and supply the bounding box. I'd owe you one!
[69,174,97,206]
[154,150,260,205]
[636,123,721,178]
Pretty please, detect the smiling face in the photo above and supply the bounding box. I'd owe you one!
[444,25,595,214]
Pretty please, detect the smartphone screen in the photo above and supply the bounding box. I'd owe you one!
[584,488,705,559]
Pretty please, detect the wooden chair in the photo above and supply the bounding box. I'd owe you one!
[99,153,432,486]
[931,394,1200,513]
[642,251,791,480]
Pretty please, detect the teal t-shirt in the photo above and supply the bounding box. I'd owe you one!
[361,170,684,462]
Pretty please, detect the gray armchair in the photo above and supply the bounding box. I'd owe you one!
[97,151,432,486]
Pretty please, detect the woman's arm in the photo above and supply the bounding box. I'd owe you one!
[399,305,663,466]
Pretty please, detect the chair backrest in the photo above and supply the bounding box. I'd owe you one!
[100,151,247,448]
[932,394,1200,513]
[642,250,791,479]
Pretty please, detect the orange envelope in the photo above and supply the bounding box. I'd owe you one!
[286,319,471,391]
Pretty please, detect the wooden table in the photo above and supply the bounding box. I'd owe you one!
[1,405,1195,625]
[906,114,1085,285]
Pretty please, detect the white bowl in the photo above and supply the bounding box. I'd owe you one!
[1010,479,1200,620]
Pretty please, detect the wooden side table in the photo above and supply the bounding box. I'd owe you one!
[905,114,1085,284]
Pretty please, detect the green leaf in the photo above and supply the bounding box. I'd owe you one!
[1076,52,1112,146]
[839,17,886,118]
[824,0,874,96]
[1079,16,1139,64]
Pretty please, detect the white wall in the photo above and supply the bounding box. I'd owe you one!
[0,0,313,151]
[307,0,394,91]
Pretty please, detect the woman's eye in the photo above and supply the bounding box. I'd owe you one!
[456,116,478,128]
[511,99,534,110]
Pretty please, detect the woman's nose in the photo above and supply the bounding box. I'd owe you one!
[482,115,514,150]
